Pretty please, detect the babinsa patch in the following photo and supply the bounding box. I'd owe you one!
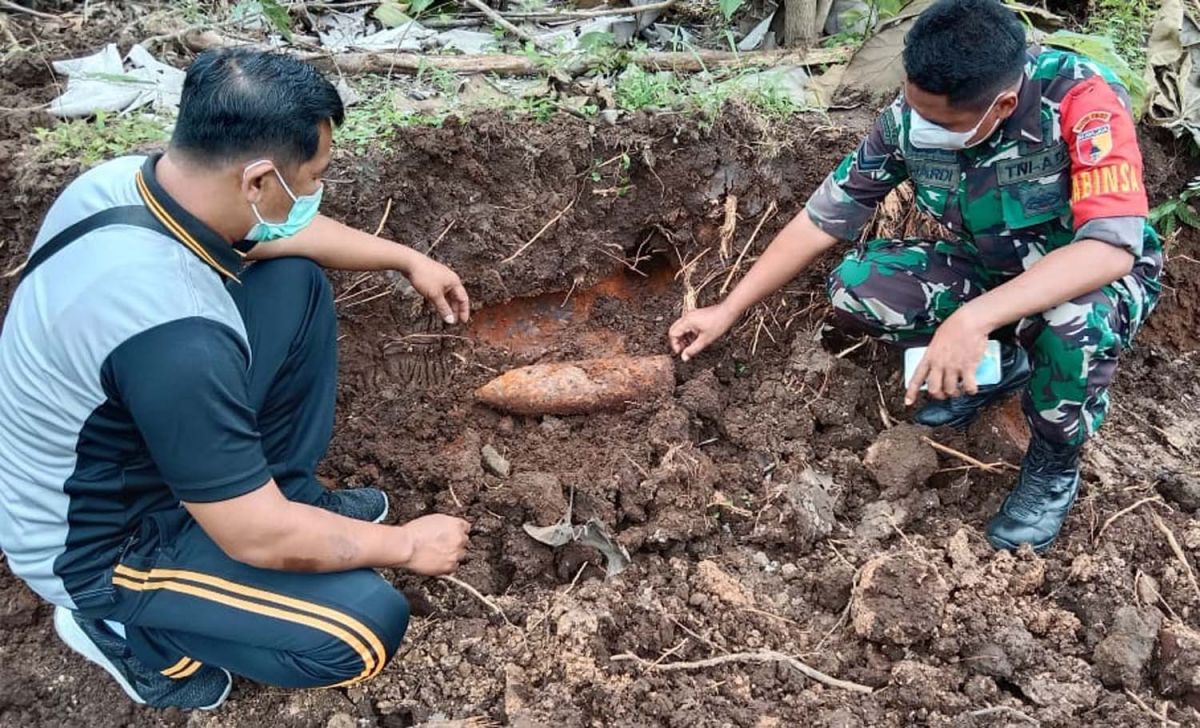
[1072,110,1113,166]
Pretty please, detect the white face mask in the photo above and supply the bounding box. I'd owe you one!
[909,92,1005,151]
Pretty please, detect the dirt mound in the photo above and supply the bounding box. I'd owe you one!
[4,43,1200,728]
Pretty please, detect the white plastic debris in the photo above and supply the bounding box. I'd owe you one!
[48,44,185,119]
[349,22,436,52]
[434,29,498,54]
[738,12,775,51]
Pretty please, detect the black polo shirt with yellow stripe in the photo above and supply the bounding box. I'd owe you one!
[0,154,271,611]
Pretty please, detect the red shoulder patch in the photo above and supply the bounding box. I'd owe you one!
[1072,110,1113,166]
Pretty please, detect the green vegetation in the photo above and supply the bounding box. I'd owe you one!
[336,81,448,153]
[1084,0,1155,73]
[823,0,905,47]
[1150,176,1200,238]
[32,112,171,165]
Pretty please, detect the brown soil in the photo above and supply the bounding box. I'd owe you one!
[5,12,1200,728]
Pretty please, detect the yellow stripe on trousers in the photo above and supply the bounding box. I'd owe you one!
[113,566,386,685]
[160,655,193,677]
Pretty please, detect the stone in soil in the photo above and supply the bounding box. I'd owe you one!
[851,553,950,646]
[863,424,938,496]
[696,560,752,607]
[1092,606,1161,689]
[481,443,511,477]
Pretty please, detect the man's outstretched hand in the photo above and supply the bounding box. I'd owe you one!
[395,514,471,576]
[407,256,470,325]
[668,304,738,362]
[904,309,990,406]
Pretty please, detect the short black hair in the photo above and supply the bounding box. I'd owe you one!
[170,47,344,168]
[902,0,1027,110]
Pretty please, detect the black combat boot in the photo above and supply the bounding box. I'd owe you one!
[986,434,1082,553]
[913,344,1031,429]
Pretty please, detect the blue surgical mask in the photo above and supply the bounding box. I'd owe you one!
[909,92,1004,151]
[244,160,323,241]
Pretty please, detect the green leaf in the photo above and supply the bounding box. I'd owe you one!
[719,0,744,21]
[1177,205,1200,230]
[1042,30,1147,117]
[409,0,436,15]
[375,0,413,26]
[258,0,293,40]
[577,31,615,52]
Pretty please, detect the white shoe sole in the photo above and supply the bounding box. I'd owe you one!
[373,490,390,524]
[54,606,232,710]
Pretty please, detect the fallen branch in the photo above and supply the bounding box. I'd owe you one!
[439,575,512,625]
[447,0,677,21]
[460,0,552,50]
[183,30,851,77]
[610,649,874,694]
[1151,511,1200,603]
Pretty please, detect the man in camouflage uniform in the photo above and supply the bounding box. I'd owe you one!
[668,0,1158,552]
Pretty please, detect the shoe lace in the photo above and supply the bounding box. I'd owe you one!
[1005,437,1080,520]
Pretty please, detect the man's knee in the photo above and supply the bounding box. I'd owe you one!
[301,581,410,687]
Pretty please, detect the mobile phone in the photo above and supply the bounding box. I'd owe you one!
[904,340,1002,391]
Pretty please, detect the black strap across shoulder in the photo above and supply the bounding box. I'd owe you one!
[19,205,166,284]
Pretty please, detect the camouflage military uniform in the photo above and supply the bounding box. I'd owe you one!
[808,47,1162,447]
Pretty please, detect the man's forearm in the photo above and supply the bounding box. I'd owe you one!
[956,239,1135,332]
[721,210,839,316]
[248,214,423,273]
[250,502,409,572]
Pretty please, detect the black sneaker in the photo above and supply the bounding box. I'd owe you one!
[314,486,389,523]
[54,607,231,709]
[913,344,1032,429]
[986,435,1082,553]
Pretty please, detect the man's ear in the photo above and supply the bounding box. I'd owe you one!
[241,161,274,205]
[995,89,1021,118]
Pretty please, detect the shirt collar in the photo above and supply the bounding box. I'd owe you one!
[135,154,243,282]
[1001,50,1043,144]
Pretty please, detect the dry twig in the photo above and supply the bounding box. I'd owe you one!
[967,705,1040,726]
[1125,688,1180,727]
[611,650,873,694]
[1,0,61,19]
[921,437,1012,473]
[427,220,457,255]
[500,193,577,265]
[718,195,737,259]
[460,0,551,50]
[719,201,777,295]
[439,575,512,625]
[372,197,394,237]
[1151,511,1200,602]
[1093,496,1164,544]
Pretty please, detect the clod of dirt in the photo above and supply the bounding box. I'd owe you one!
[326,713,356,728]
[696,560,752,607]
[1155,622,1200,709]
[482,472,567,526]
[784,470,836,548]
[1092,606,1162,689]
[475,355,675,415]
[481,443,511,477]
[1157,471,1200,512]
[677,369,724,421]
[966,396,1031,465]
[851,553,950,646]
[854,500,909,542]
[862,424,938,496]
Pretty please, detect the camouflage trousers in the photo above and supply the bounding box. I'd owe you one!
[827,238,1158,446]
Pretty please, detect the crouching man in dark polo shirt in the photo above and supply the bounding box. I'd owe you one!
[0,48,471,708]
